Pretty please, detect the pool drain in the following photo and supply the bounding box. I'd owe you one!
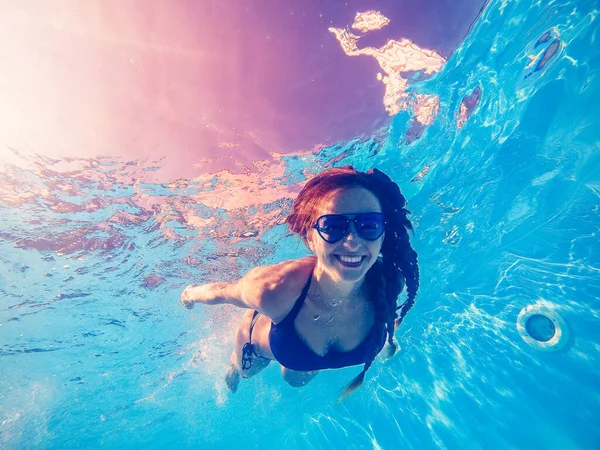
[516,305,569,351]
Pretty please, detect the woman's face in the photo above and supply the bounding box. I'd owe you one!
[307,187,384,283]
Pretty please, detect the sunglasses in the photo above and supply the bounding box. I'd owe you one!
[312,212,386,243]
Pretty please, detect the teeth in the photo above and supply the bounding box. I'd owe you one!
[338,255,362,263]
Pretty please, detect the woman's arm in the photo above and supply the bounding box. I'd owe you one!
[180,257,316,321]
[181,265,263,310]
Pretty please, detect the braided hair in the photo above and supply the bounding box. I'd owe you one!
[285,166,420,400]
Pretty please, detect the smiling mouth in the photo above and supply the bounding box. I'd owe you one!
[334,255,366,268]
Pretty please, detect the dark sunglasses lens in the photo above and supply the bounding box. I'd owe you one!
[317,216,347,242]
[357,213,385,240]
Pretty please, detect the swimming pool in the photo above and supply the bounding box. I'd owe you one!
[1,0,599,448]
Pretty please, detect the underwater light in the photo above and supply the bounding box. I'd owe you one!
[517,305,570,351]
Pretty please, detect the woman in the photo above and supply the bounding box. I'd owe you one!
[181,166,419,399]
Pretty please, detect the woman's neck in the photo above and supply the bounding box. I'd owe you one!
[310,264,367,309]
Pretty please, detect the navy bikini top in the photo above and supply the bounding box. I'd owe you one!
[269,273,386,371]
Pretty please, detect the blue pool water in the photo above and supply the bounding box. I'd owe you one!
[1,0,599,448]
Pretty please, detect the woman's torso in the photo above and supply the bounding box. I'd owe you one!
[249,257,386,371]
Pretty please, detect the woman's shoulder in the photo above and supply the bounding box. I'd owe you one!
[250,256,316,296]
[244,256,316,320]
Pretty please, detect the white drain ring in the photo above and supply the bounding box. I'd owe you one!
[517,305,570,351]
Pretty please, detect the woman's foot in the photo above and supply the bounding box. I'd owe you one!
[225,365,240,392]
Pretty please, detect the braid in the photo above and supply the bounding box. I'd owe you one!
[394,241,419,329]
[368,168,419,331]
[385,214,419,330]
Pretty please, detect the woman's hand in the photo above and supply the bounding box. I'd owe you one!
[380,340,400,361]
[181,285,202,309]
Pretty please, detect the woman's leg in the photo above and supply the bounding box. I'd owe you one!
[225,310,271,392]
[281,367,319,388]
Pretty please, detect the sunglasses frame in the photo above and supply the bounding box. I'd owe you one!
[312,212,387,243]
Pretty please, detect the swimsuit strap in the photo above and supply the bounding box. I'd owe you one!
[248,310,261,344]
[282,272,313,324]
